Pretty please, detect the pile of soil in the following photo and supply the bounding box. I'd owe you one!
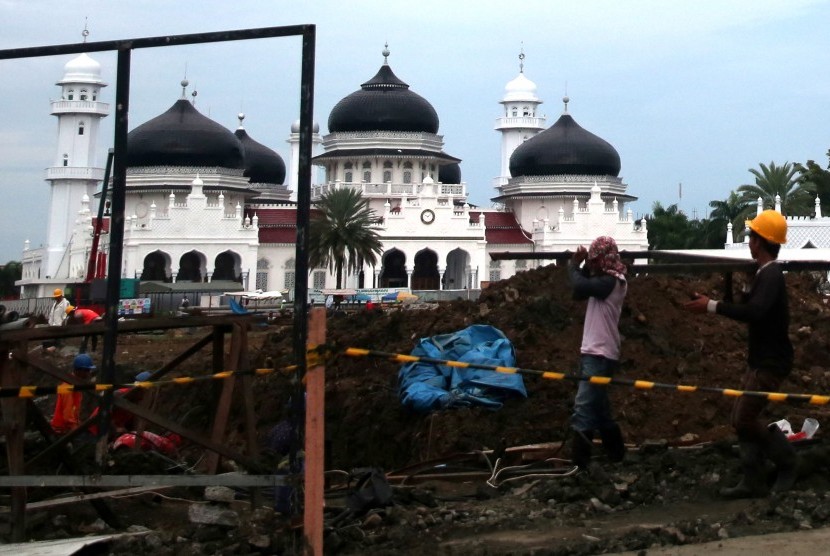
[14,264,830,554]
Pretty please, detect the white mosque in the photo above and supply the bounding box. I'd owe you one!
[18,46,658,299]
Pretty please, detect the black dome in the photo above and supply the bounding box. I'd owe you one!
[439,163,461,184]
[509,114,620,177]
[235,128,286,185]
[128,99,244,168]
[328,64,439,133]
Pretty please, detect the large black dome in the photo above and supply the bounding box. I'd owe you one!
[328,64,439,134]
[438,162,461,184]
[235,128,286,185]
[127,99,244,168]
[509,113,620,177]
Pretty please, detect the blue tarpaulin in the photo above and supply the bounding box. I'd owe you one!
[397,325,527,413]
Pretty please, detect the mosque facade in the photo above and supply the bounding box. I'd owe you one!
[17,48,651,300]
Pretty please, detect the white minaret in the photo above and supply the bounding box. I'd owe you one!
[287,119,322,202]
[43,32,109,279]
[494,49,545,186]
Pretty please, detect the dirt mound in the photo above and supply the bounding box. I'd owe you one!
[277,265,830,471]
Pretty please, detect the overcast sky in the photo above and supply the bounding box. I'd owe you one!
[2,0,830,263]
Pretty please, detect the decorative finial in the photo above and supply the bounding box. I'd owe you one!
[519,43,525,73]
[180,79,189,99]
[382,42,390,64]
[82,18,89,43]
[191,89,197,106]
[562,95,569,114]
[238,112,245,128]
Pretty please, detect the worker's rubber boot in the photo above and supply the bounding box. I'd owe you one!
[571,429,593,469]
[720,441,767,499]
[598,424,626,463]
[764,424,798,494]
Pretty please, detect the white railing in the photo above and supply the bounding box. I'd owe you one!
[50,100,110,115]
[45,167,105,180]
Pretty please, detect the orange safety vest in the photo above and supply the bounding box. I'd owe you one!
[51,386,82,434]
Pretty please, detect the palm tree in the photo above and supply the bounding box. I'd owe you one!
[737,161,815,216]
[309,188,384,289]
[708,191,752,243]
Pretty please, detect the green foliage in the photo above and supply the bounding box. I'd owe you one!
[308,188,384,289]
[795,149,830,216]
[0,261,22,299]
[708,191,753,243]
[645,202,726,250]
[737,161,815,216]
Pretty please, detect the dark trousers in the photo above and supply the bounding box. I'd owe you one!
[730,368,785,442]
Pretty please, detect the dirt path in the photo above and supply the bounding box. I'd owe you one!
[610,526,830,555]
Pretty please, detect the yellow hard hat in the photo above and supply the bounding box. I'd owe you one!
[53,288,63,297]
[65,305,75,315]
[749,210,787,245]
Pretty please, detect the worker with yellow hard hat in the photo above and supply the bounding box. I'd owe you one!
[684,209,795,498]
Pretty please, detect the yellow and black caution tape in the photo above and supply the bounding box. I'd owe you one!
[339,346,830,406]
[0,363,302,399]
[8,343,828,407]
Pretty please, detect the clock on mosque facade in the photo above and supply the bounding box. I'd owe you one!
[420,209,435,225]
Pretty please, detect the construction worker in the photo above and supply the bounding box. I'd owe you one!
[684,209,795,497]
[44,288,70,352]
[567,236,628,469]
[48,288,71,326]
[51,353,96,435]
[65,305,102,353]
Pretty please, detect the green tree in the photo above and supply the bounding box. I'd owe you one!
[309,188,384,289]
[646,202,698,250]
[708,191,753,243]
[737,161,815,216]
[795,149,830,216]
[0,261,22,299]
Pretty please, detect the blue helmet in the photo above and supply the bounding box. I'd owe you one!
[73,353,96,370]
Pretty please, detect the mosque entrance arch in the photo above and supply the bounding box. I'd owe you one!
[412,248,439,290]
[444,248,470,289]
[379,249,407,288]
[213,250,241,282]
[177,251,206,282]
[140,250,171,282]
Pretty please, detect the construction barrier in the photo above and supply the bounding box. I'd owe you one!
[6,344,828,407]
[338,346,830,406]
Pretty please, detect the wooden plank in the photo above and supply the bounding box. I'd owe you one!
[204,323,242,473]
[110,397,257,469]
[0,474,287,488]
[0,314,256,343]
[25,401,122,528]
[304,307,326,556]
[238,324,262,508]
[0,346,27,541]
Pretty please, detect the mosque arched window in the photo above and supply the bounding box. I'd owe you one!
[80,89,88,101]
[92,90,97,101]
[62,154,69,167]
[362,161,372,183]
[345,171,353,182]
[383,170,392,183]
[512,108,517,117]
[67,90,74,101]
[523,106,529,116]
[403,171,412,184]
[78,122,85,136]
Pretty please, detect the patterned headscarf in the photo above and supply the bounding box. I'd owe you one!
[587,236,627,280]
